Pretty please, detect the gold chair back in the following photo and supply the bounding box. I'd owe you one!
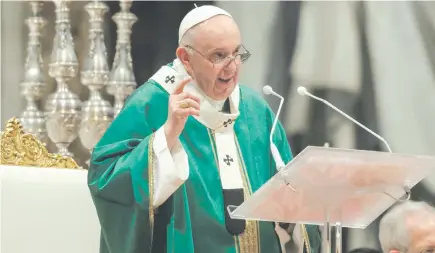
[0,117,80,169]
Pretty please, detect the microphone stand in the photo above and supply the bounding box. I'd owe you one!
[321,141,342,253]
[263,86,342,253]
[263,85,285,170]
[296,86,393,253]
[264,85,395,253]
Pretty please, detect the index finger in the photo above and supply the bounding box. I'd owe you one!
[173,77,192,94]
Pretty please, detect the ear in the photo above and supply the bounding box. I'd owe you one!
[176,47,193,74]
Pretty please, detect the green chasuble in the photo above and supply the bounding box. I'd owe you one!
[88,59,321,253]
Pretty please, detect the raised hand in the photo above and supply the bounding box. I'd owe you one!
[164,77,201,149]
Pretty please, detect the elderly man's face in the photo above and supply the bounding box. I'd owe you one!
[407,216,435,253]
[181,15,243,101]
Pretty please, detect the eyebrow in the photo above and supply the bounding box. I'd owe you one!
[208,44,242,54]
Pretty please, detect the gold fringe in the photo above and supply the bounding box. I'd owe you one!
[148,133,156,242]
[301,224,311,253]
[234,137,259,253]
[207,130,219,165]
[207,130,259,253]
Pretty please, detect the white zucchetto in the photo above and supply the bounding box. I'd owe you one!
[178,5,232,43]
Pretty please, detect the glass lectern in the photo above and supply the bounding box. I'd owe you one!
[228,146,435,253]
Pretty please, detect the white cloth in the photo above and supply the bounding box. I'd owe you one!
[151,58,244,207]
[214,127,244,190]
[152,127,189,208]
[151,59,241,130]
[178,5,232,43]
[0,165,100,253]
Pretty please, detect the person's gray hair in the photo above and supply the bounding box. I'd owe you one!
[178,17,218,53]
[378,200,435,253]
[179,23,204,55]
[179,28,196,49]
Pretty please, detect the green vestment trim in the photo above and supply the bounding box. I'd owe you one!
[88,79,321,253]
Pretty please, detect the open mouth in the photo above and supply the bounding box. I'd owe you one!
[218,77,232,83]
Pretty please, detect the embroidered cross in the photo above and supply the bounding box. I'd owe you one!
[223,119,233,127]
[165,75,175,84]
[223,155,234,166]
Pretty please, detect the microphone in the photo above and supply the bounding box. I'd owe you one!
[297,86,308,96]
[297,86,393,153]
[262,85,286,170]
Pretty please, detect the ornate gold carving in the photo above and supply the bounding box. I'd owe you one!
[0,117,80,169]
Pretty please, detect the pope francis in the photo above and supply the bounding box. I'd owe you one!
[88,5,321,253]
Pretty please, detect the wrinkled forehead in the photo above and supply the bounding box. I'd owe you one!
[194,15,241,51]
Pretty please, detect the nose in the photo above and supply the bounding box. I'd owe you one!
[224,58,238,73]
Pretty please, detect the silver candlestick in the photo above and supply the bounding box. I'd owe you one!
[79,0,113,164]
[45,0,81,157]
[107,0,137,117]
[20,1,48,143]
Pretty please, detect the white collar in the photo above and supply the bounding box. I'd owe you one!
[149,58,240,131]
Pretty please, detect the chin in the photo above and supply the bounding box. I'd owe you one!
[213,79,237,100]
[214,84,236,101]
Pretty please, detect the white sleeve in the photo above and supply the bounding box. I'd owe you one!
[152,126,189,208]
[292,224,304,253]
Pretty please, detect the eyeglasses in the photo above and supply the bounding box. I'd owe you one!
[184,44,252,68]
[404,247,435,253]
[420,248,435,253]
